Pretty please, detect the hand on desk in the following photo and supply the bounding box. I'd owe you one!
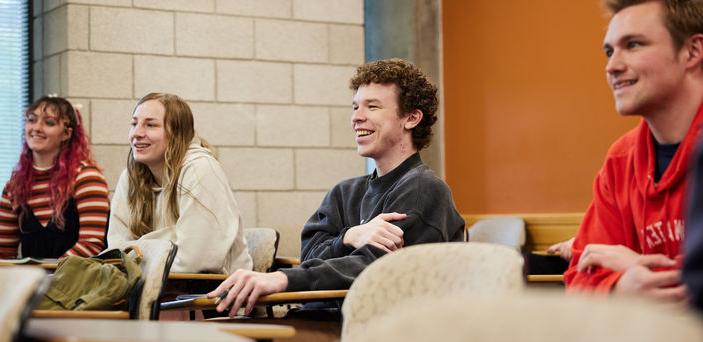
[546,237,574,261]
[208,270,288,317]
[343,212,406,253]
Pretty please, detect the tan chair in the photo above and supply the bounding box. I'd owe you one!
[244,227,279,273]
[0,267,50,342]
[341,242,524,341]
[356,291,703,342]
[33,240,177,320]
[468,217,525,251]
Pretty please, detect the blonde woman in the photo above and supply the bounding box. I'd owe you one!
[108,93,252,273]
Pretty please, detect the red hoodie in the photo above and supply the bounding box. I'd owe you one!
[565,105,703,291]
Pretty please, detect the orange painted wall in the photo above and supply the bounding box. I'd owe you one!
[442,0,639,214]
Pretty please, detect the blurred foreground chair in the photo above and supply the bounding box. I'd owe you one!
[355,291,703,342]
[244,228,279,273]
[33,240,177,320]
[468,217,525,251]
[0,267,50,342]
[341,242,524,341]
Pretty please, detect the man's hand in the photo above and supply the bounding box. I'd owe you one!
[614,265,687,302]
[342,212,406,252]
[546,237,574,261]
[207,270,288,317]
[577,244,675,273]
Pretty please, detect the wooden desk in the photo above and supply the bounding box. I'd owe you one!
[0,261,57,270]
[32,310,130,319]
[527,274,564,283]
[463,213,582,251]
[25,318,294,341]
[161,290,348,311]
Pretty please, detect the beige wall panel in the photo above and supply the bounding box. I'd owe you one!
[134,56,215,101]
[257,191,327,257]
[91,99,135,144]
[215,0,292,18]
[217,60,292,103]
[64,51,132,98]
[329,24,364,65]
[294,64,355,105]
[42,55,62,95]
[91,7,173,55]
[134,0,215,12]
[234,191,257,229]
[189,102,256,146]
[218,147,294,190]
[255,19,327,62]
[295,149,365,190]
[329,107,355,148]
[293,0,363,24]
[92,145,130,191]
[176,13,253,58]
[256,105,329,147]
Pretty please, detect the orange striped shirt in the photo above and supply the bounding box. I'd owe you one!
[0,162,109,258]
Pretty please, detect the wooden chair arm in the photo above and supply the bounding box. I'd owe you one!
[273,256,300,268]
[32,310,130,319]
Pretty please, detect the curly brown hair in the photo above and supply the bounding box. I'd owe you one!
[603,0,703,50]
[349,58,438,151]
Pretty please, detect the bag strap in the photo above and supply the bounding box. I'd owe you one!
[123,245,144,259]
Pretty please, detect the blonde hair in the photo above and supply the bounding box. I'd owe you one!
[127,92,205,238]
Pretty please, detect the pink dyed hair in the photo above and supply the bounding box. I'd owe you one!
[7,96,95,228]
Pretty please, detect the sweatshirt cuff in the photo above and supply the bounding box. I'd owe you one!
[331,227,355,257]
[280,268,311,292]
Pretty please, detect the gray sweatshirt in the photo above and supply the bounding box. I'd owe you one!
[281,153,465,291]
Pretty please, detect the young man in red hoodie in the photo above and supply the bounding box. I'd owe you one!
[564,0,703,300]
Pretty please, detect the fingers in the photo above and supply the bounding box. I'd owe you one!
[561,246,573,261]
[546,243,560,254]
[377,212,407,222]
[384,222,404,238]
[638,254,676,268]
[369,241,392,253]
[379,228,403,247]
[207,278,232,299]
[577,252,606,272]
[648,284,688,302]
[229,281,255,318]
[216,277,241,312]
[647,270,682,289]
[245,286,262,315]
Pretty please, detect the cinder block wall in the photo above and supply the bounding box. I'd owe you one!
[33,0,366,257]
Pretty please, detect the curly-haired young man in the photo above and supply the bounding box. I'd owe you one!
[208,58,464,317]
[564,0,703,302]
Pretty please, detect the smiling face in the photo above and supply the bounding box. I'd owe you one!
[603,1,688,116]
[129,99,168,174]
[25,103,72,161]
[351,82,418,167]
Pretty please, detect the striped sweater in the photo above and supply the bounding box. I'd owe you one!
[0,163,109,258]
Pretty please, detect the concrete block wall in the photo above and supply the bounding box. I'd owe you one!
[33,0,366,257]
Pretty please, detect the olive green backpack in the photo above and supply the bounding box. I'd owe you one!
[38,247,142,311]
